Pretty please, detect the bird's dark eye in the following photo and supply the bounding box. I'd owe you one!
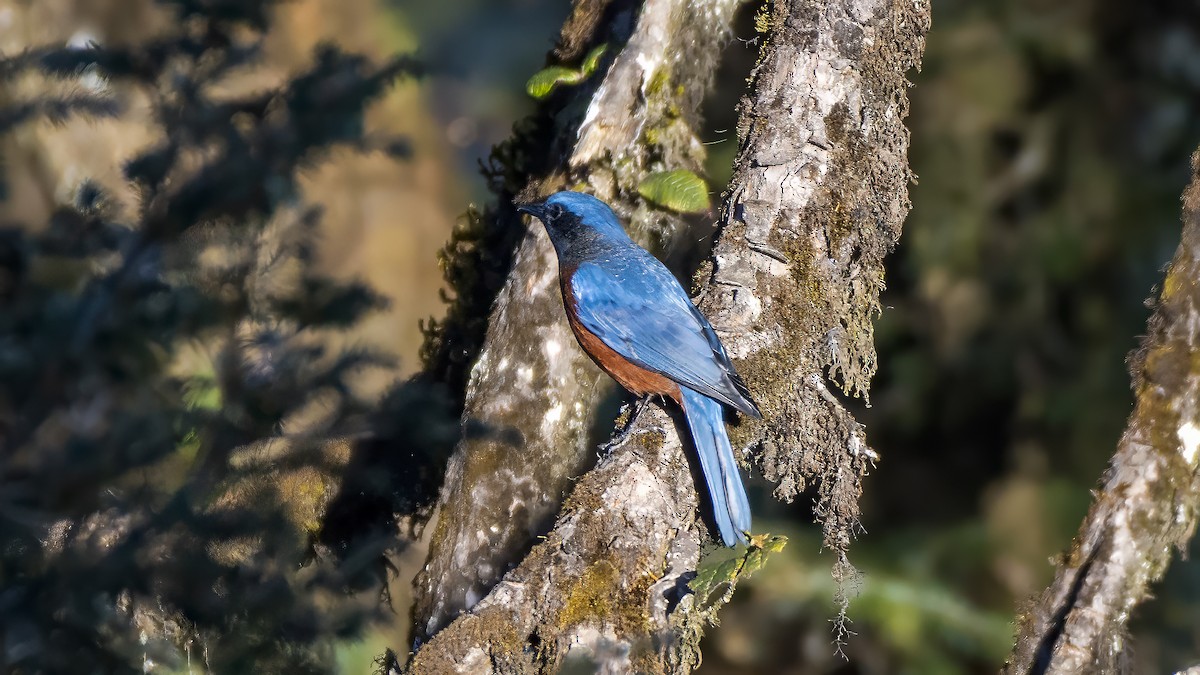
[546,203,565,219]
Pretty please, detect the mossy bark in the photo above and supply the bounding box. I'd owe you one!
[1004,150,1200,673]
[695,0,929,633]
[409,408,702,674]
[412,0,743,645]
[408,0,929,671]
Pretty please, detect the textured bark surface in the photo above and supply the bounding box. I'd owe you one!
[1004,150,1200,674]
[407,0,929,671]
[410,409,705,674]
[412,0,742,643]
[701,0,928,586]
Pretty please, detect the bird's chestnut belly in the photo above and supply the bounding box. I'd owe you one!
[565,315,682,403]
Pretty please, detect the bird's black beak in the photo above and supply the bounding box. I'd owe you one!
[516,201,546,220]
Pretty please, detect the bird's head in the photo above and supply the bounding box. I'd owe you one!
[516,191,630,253]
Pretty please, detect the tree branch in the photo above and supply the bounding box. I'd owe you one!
[407,0,928,670]
[1005,148,1200,674]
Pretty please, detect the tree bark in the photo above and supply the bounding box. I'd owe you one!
[413,0,744,644]
[407,0,928,671]
[1005,149,1200,673]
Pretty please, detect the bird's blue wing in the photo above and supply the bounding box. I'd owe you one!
[569,258,758,416]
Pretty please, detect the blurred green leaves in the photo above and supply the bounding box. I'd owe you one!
[0,2,449,672]
[709,524,1013,674]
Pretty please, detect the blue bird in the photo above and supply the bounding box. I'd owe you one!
[517,191,761,547]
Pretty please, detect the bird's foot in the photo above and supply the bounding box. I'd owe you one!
[603,397,653,452]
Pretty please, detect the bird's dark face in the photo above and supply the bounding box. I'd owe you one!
[517,200,578,239]
[516,191,631,258]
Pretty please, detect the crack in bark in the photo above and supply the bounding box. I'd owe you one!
[1031,544,1101,675]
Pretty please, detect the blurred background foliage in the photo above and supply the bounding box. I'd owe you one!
[4,0,1200,672]
[709,0,1200,672]
[0,0,457,671]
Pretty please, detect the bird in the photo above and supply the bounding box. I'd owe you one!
[516,190,761,547]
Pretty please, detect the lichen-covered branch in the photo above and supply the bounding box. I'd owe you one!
[1004,149,1200,674]
[410,409,705,674]
[700,0,928,582]
[413,0,743,643]
[408,0,928,671]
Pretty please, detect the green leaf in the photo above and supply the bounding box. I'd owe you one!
[581,44,608,76]
[741,533,788,575]
[690,555,743,606]
[689,534,788,615]
[525,44,608,100]
[525,66,586,99]
[637,169,711,213]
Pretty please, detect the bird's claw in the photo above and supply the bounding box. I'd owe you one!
[603,396,653,452]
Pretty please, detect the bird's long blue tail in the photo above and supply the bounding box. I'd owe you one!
[678,386,751,547]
